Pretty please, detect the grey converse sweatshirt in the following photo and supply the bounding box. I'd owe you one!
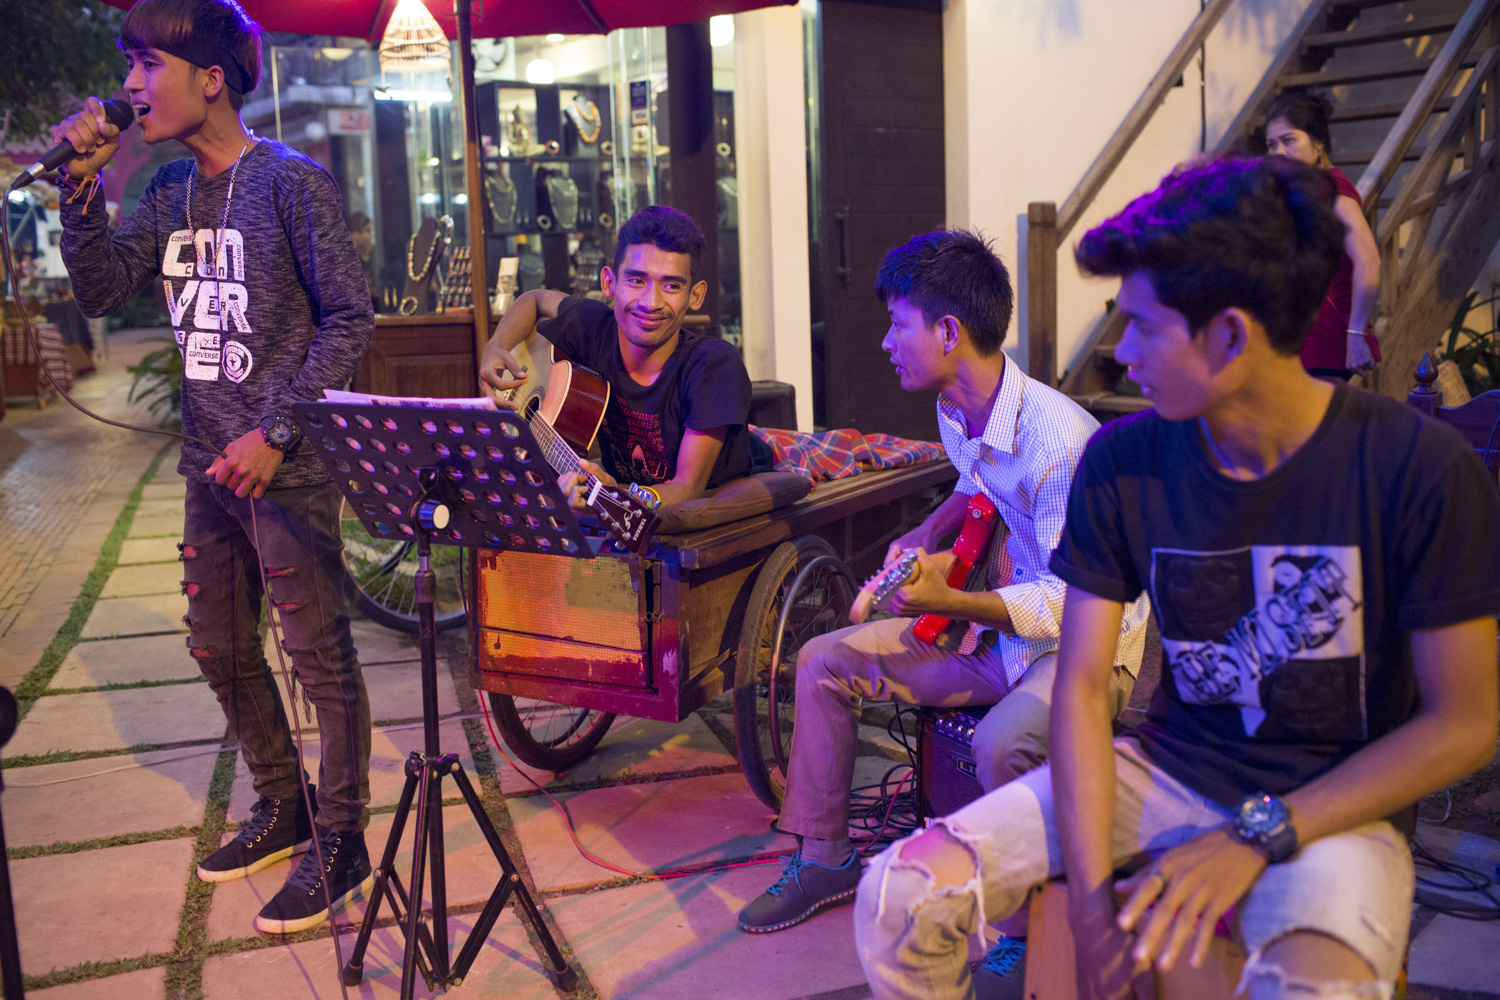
[60,139,373,489]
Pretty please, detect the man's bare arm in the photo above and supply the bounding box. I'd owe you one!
[653,426,727,505]
[479,289,568,393]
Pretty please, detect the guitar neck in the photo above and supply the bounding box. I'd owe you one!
[529,411,596,486]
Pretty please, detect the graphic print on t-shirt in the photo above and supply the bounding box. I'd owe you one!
[1151,545,1365,740]
[162,228,255,382]
[603,400,671,484]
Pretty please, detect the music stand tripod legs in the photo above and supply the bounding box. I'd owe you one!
[340,499,576,997]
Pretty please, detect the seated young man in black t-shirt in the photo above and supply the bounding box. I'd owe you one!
[479,206,771,507]
[851,157,1500,1000]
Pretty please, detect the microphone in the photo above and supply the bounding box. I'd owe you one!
[10,100,135,191]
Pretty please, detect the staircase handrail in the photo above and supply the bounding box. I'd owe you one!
[1358,0,1498,213]
[1054,0,1237,244]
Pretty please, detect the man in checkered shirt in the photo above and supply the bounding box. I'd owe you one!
[737,231,1150,954]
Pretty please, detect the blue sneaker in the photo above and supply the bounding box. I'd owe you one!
[738,850,862,933]
[972,936,1027,1000]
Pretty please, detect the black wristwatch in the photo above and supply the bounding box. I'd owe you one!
[259,414,301,452]
[1232,793,1298,863]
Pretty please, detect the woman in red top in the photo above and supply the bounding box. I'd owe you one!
[1265,91,1381,380]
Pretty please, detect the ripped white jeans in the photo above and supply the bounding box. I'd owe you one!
[854,738,1413,1000]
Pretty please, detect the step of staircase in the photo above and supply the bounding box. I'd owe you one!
[1332,144,1429,166]
[1330,95,1457,122]
[1278,52,1480,89]
[1303,12,1462,50]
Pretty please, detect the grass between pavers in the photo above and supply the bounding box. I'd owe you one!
[2,740,227,769]
[8,826,198,860]
[12,442,173,721]
[165,745,238,1000]
[40,676,207,697]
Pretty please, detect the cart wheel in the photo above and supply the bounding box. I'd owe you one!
[733,536,856,811]
[340,498,467,633]
[487,693,616,771]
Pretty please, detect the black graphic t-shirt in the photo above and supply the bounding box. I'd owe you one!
[537,297,773,488]
[1051,384,1500,816]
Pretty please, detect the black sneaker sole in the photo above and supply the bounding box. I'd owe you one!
[196,837,313,883]
[253,872,376,934]
[737,885,858,934]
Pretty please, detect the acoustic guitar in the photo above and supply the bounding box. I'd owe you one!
[518,357,662,555]
[849,492,999,643]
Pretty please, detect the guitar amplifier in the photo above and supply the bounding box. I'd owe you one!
[916,705,992,820]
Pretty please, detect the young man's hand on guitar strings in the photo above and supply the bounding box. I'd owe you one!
[558,459,618,510]
[850,547,958,623]
[478,340,528,405]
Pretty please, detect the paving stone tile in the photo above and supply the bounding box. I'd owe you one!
[118,536,182,565]
[207,803,509,941]
[31,967,166,1000]
[1409,912,1500,991]
[52,633,202,688]
[546,866,868,1000]
[4,747,218,846]
[141,482,186,500]
[201,911,554,999]
[6,684,225,757]
[227,719,481,819]
[134,497,185,518]
[80,593,187,639]
[489,712,735,794]
[12,839,193,974]
[508,772,793,892]
[259,657,457,733]
[100,561,183,598]
[127,510,185,538]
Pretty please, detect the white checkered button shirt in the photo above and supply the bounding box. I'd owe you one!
[936,358,1151,687]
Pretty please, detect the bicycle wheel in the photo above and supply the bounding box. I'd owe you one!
[340,498,467,632]
[487,693,616,770]
[733,535,856,810]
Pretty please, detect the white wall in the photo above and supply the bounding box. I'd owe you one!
[944,0,1316,378]
[733,4,814,430]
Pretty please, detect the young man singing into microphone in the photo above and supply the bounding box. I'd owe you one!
[52,0,375,935]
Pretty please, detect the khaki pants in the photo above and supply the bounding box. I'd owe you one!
[776,616,1133,842]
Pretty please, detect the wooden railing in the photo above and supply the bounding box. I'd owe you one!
[1362,0,1500,396]
[1025,0,1237,383]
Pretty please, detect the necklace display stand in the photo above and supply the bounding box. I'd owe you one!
[292,400,584,998]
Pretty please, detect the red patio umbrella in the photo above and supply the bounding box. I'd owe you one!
[100,0,795,385]
[98,0,795,45]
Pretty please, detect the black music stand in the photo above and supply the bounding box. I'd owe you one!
[292,400,587,997]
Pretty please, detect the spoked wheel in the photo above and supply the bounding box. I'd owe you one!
[487,693,616,771]
[734,535,857,810]
[340,498,467,633]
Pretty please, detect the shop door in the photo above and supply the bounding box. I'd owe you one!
[813,0,944,439]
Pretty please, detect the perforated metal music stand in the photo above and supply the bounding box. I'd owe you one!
[292,400,586,997]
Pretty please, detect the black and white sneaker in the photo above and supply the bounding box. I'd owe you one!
[254,826,374,934]
[197,787,317,883]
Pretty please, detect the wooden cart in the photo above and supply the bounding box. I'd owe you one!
[468,459,956,809]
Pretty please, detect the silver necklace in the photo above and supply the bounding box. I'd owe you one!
[185,137,254,303]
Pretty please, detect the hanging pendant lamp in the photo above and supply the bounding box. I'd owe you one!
[379,0,451,77]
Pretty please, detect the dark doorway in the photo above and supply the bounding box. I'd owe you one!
[811,0,945,438]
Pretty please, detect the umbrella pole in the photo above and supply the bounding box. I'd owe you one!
[456,0,491,392]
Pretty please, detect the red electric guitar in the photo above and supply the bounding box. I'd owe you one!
[517,357,662,555]
[849,492,1000,643]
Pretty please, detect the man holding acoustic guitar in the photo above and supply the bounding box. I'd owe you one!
[735,231,1149,975]
[478,205,772,511]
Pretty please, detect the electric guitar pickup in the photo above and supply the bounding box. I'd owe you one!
[849,492,1000,644]
[521,358,662,555]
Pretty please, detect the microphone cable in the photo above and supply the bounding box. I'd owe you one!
[3,207,353,1000]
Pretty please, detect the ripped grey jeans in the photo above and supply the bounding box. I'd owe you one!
[181,477,371,830]
[855,738,1413,1000]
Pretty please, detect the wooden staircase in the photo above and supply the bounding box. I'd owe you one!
[1028,0,1500,414]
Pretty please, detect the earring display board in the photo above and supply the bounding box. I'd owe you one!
[290,401,594,558]
[475,81,617,297]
